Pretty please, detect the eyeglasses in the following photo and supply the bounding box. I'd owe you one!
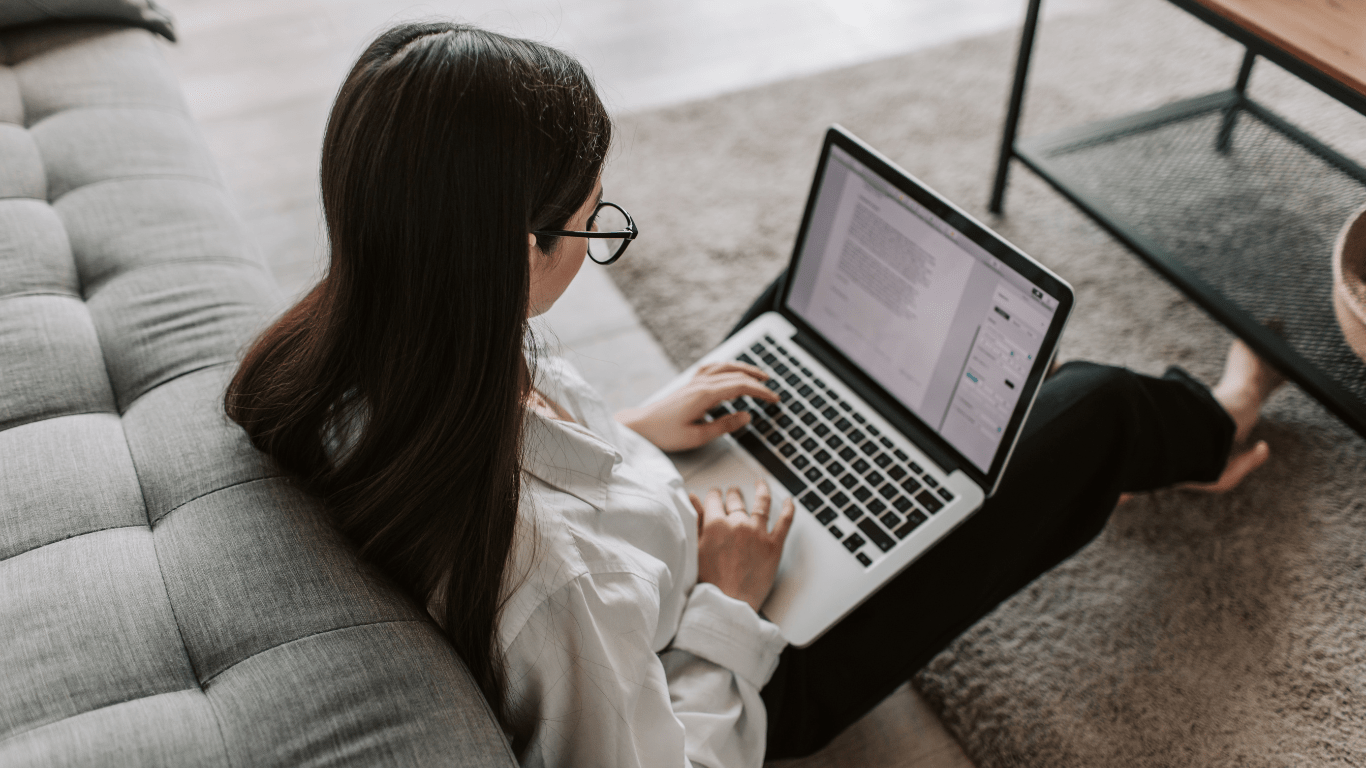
[533,201,638,265]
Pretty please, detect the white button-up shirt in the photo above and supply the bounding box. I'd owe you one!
[496,356,788,768]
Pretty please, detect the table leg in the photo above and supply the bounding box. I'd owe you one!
[1216,49,1257,152]
[990,0,1045,214]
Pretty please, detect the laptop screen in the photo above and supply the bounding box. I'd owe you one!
[785,144,1060,473]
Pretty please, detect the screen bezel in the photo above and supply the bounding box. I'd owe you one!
[779,125,1074,495]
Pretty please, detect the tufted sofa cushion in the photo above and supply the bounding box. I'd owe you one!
[0,22,515,767]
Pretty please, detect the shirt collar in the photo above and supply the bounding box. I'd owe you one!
[521,408,620,510]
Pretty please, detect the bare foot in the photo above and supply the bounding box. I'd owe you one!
[1211,339,1285,445]
[1180,340,1285,493]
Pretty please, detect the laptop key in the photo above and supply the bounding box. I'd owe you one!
[856,552,873,567]
[774,363,789,376]
[789,401,805,414]
[800,412,817,425]
[810,395,826,409]
[766,431,784,445]
[873,453,892,468]
[901,477,923,494]
[823,407,840,420]
[938,488,955,502]
[909,462,924,474]
[816,508,837,525]
[878,483,897,499]
[793,455,810,470]
[825,435,844,450]
[880,437,894,449]
[830,491,850,508]
[852,459,870,474]
[789,426,806,440]
[785,373,801,386]
[860,441,879,455]
[764,403,782,416]
[827,462,845,476]
[817,479,836,494]
[779,443,796,457]
[923,475,939,489]
[754,420,774,435]
[892,496,912,513]
[805,467,822,482]
[801,437,818,452]
[852,413,866,424]
[839,447,857,461]
[894,511,927,539]
[829,525,843,538]
[865,471,884,487]
[848,429,865,443]
[887,465,906,480]
[835,418,852,431]
[813,449,831,463]
[840,474,859,489]
[853,486,872,502]
[843,506,863,521]
[843,533,866,552]
[814,424,831,437]
[866,499,886,515]
[813,378,827,388]
[894,448,909,461]
[735,431,806,495]
[750,343,764,354]
[798,384,813,397]
[916,490,944,514]
[800,492,822,510]
[761,353,777,365]
[879,511,901,528]
[857,519,896,552]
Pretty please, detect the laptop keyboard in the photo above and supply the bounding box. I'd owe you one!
[707,335,957,568]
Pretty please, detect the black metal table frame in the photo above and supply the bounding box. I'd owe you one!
[989,0,1366,438]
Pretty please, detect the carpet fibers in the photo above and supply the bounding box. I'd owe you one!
[606,2,1366,765]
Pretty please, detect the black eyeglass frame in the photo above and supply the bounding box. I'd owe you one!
[532,201,638,265]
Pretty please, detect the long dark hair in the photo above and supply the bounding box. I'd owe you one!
[225,22,611,727]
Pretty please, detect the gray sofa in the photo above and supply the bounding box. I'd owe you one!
[0,14,515,767]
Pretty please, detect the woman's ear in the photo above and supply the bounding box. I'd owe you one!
[528,233,538,254]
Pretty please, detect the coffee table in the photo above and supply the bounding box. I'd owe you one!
[989,0,1366,438]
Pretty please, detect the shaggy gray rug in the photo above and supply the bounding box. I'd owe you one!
[606,2,1366,766]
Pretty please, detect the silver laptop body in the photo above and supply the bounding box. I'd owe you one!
[646,126,1074,647]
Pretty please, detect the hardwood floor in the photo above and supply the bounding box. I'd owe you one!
[154,2,1103,765]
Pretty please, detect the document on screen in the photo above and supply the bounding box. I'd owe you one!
[800,172,973,412]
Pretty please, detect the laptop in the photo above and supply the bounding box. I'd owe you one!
[645,125,1074,647]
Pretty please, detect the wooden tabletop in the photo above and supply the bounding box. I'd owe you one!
[1192,0,1366,98]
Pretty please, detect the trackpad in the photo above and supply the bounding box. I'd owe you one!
[677,441,793,523]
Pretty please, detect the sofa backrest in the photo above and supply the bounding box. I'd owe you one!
[0,22,515,767]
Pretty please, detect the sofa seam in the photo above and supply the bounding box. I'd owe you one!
[199,619,430,689]
[151,474,283,527]
[0,408,118,436]
[0,686,203,750]
[83,256,272,302]
[26,102,193,131]
[118,360,235,416]
[0,521,144,565]
[0,289,80,302]
[49,173,222,206]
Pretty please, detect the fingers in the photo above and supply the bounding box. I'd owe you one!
[724,486,747,515]
[692,372,779,406]
[701,488,726,525]
[750,479,772,521]
[770,498,795,543]
[689,493,705,533]
[698,361,769,380]
[696,411,752,443]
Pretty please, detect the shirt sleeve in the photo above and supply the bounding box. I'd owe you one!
[505,575,787,768]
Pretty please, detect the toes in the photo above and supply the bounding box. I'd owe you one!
[1181,440,1270,494]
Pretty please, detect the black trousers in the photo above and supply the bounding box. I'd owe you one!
[727,274,1236,759]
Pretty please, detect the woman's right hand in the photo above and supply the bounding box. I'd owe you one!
[690,479,795,613]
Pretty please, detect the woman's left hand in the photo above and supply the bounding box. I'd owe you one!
[616,362,779,452]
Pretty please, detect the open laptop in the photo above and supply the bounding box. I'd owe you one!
[646,126,1074,647]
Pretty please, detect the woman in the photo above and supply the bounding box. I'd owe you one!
[226,21,1283,768]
